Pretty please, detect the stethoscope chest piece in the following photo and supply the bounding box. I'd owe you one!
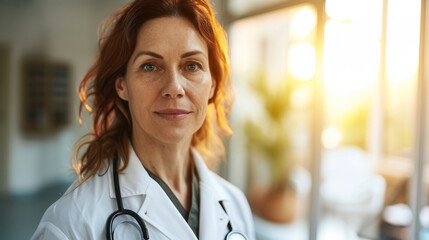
[225,231,247,240]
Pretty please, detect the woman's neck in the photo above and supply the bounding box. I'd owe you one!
[131,132,194,210]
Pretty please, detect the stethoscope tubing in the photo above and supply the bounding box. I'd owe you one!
[106,153,150,240]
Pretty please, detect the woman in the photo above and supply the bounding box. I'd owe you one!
[31,0,255,239]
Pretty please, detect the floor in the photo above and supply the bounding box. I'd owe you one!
[0,182,70,240]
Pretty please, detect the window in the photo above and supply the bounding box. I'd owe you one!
[224,0,427,239]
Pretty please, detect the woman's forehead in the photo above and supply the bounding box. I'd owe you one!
[132,17,208,58]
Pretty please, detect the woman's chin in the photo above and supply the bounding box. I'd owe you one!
[157,132,193,146]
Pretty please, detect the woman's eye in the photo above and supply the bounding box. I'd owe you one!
[186,63,201,72]
[142,63,157,72]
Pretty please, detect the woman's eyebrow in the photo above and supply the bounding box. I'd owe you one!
[181,50,207,59]
[132,51,163,63]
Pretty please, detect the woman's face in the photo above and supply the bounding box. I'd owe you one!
[116,17,215,145]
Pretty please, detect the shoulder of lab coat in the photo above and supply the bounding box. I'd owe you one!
[31,146,151,240]
[30,166,115,239]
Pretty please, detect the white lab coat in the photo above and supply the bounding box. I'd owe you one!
[31,147,255,240]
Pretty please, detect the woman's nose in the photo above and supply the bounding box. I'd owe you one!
[161,69,185,98]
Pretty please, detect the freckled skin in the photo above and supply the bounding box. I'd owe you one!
[115,17,215,146]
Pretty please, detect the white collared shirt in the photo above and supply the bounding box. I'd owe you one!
[31,147,255,240]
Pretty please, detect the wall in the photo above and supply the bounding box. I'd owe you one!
[0,0,128,195]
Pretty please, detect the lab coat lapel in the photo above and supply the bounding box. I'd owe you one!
[193,150,230,239]
[199,182,230,239]
[138,183,197,240]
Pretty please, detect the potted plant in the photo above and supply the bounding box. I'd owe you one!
[244,73,298,223]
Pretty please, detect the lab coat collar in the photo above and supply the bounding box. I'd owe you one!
[191,149,229,202]
[107,145,151,199]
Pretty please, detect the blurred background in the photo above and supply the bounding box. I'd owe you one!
[0,0,428,239]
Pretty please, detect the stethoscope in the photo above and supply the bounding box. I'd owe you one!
[105,152,248,240]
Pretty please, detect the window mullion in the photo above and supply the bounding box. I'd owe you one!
[408,0,427,239]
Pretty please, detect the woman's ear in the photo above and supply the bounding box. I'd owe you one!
[209,78,216,100]
[115,77,129,101]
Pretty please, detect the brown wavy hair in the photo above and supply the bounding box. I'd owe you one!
[73,0,234,182]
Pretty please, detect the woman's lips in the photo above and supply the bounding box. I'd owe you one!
[155,109,192,121]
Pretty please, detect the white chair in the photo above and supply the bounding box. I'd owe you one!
[320,147,386,233]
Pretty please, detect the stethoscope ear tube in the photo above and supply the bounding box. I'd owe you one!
[113,155,124,211]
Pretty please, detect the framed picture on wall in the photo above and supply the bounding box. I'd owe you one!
[21,59,70,135]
